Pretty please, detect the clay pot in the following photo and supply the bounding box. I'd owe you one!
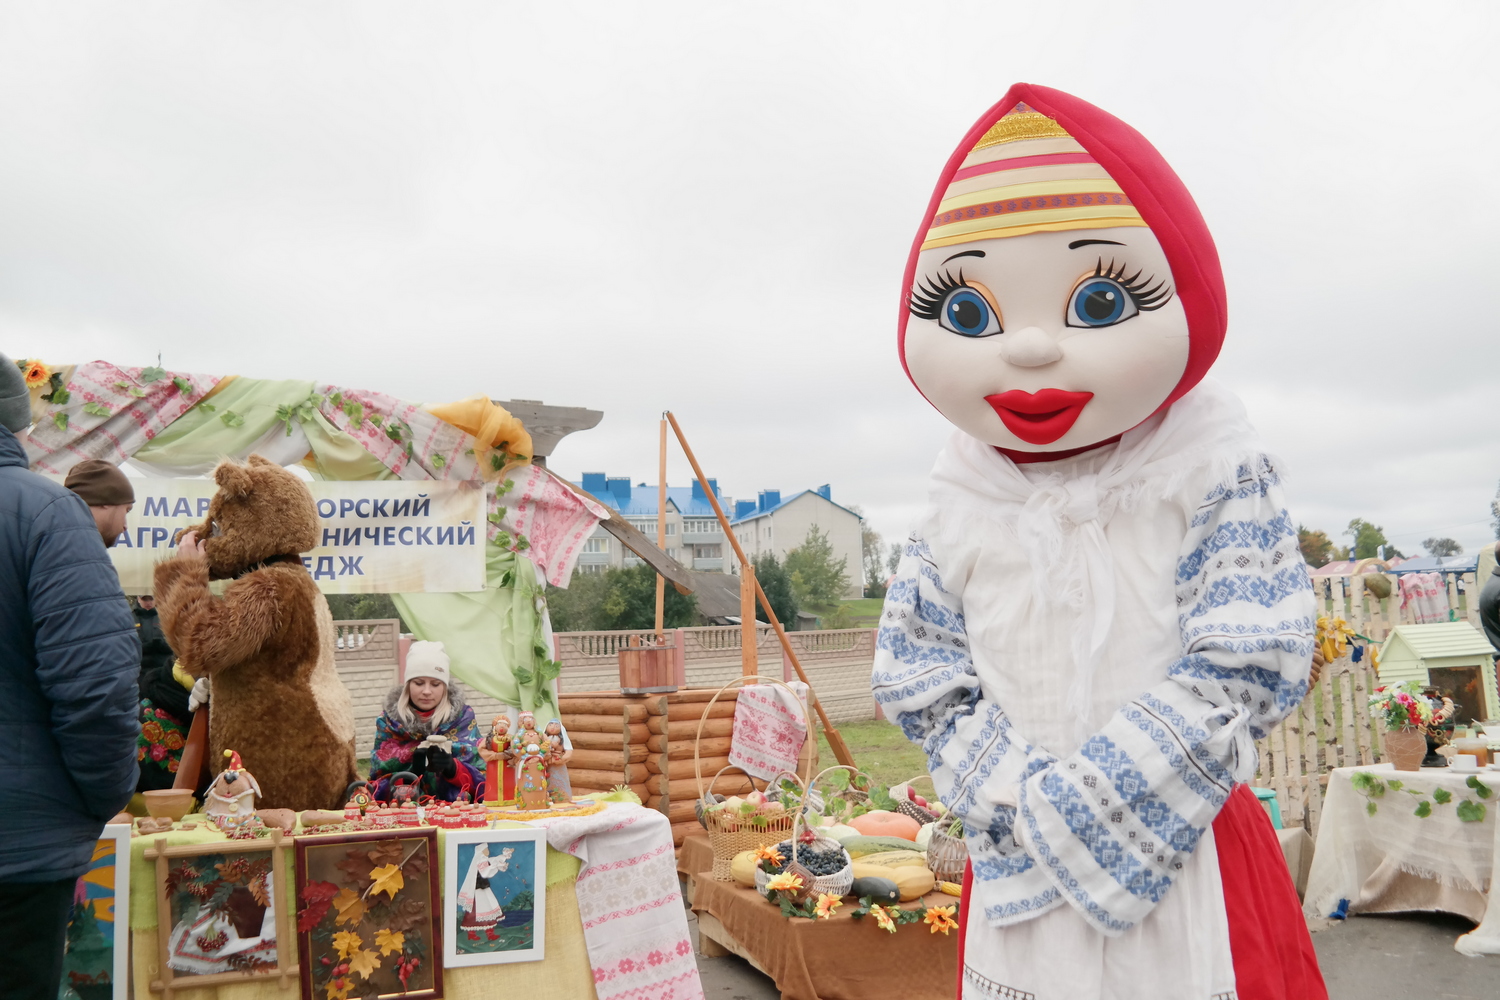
[143,788,196,821]
[1382,728,1427,772]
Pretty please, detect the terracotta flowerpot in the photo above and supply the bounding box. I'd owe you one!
[1382,727,1427,771]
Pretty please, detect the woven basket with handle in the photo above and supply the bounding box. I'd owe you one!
[695,675,811,881]
[751,766,857,900]
[926,815,968,882]
[891,773,940,826]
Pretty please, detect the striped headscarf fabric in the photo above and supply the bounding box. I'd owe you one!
[920,102,1146,251]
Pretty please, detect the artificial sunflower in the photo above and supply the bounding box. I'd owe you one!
[924,904,959,935]
[20,360,50,388]
[764,872,804,894]
[814,893,842,919]
[869,904,897,934]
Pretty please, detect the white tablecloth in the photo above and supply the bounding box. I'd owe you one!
[1303,763,1500,956]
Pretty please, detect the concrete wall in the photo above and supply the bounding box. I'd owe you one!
[551,625,878,723]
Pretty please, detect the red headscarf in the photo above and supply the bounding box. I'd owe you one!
[898,83,1227,430]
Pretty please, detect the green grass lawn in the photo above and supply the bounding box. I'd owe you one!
[839,597,886,617]
[814,718,928,789]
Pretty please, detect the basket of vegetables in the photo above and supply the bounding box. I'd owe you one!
[751,768,855,901]
[695,675,813,881]
[890,774,940,826]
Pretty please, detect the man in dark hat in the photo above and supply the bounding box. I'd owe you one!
[63,458,135,548]
[0,354,138,1000]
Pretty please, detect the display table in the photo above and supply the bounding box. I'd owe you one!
[691,874,958,1000]
[1304,764,1496,928]
[129,801,700,1000]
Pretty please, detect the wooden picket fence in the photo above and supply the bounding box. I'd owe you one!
[1251,570,1481,837]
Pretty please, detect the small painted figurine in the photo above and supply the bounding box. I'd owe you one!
[545,719,573,804]
[477,712,515,804]
[516,742,550,810]
[509,710,545,793]
[204,749,261,832]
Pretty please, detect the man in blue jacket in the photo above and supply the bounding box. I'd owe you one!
[0,355,139,1000]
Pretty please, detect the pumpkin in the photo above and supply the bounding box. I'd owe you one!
[848,810,922,840]
[730,850,760,887]
[890,865,936,901]
[849,875,900,904]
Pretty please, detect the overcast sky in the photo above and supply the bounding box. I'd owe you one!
[3,2,1497,564]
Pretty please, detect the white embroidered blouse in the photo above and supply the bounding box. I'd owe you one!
[872,380,1316,937]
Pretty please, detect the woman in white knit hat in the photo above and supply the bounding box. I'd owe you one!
[369,640,485,802]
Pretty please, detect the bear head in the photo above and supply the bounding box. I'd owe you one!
[179,454,319,580]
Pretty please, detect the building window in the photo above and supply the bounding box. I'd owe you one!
[666,523,677,535]
[694,544,722,559]
[583,538,609,554]
[576,563,605,575]
[684,519,717,533]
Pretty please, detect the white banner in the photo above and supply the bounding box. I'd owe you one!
[53,477,488,595]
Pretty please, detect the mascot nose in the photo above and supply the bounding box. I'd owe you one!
[998,327,1062,368]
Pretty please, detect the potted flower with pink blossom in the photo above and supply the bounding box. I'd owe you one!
[1369,682,1434,771]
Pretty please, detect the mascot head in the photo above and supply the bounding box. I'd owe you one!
[898,83,1225,456]
[179,454,318,579]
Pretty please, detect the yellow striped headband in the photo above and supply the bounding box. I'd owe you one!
[921,102,1147,251]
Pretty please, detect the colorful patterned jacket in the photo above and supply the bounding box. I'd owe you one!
[370,682,485,802]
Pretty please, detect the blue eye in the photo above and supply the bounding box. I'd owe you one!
[1067,277,1139,328]
[939,288,1002,337]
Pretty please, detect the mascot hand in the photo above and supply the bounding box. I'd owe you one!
[427,746,457,779]
[189,677,211,713]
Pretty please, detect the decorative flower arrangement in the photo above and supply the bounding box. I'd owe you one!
[1315,615,1355,662]
[849,897,960,935]
[1370,682,1434,732]
[13,358,69,404]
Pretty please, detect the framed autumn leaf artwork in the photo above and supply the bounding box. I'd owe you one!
[143,829,294,1000]
[294,828,441,1000]
[442,827,547,967]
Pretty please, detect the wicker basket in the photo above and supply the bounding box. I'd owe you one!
[926,817,968,882]
[754,835,854,899]
[891,774,939,826]
[695,675,813,881]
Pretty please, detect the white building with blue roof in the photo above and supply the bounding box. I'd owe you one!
[572,472,863,598]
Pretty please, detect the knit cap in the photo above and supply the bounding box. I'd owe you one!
[0,353,31,432]
[404,640,451,685]
[64,460,136,506]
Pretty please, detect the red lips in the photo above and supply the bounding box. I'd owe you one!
[984,389,1095,445]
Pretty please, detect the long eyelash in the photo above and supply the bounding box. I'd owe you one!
[908,269,968,320]
[1094,257,1173,311]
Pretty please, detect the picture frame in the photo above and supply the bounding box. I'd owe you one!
[293,828,442,1000]
[144,828,295,1000]
[442,827,548,967]
[59,822,131,1000]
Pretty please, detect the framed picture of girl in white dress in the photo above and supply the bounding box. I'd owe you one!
[442,827,547,967]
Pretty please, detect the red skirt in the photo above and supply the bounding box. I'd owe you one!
[956,784,1326,999]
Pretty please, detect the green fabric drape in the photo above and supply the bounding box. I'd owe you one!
[392,546,555,721]
[132,377,316,464]
[300,410,395,481]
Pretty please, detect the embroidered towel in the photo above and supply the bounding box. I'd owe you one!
[532,802,704,1000]
[727,683,808,781]
[1399,572,1449,624]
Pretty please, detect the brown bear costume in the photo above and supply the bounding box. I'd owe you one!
[154,454,358,810]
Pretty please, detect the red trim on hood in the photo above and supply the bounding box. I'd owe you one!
[897,83,1228,433]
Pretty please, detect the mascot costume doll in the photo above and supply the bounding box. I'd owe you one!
[872,84,1327,999]
[155,454,359,811]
